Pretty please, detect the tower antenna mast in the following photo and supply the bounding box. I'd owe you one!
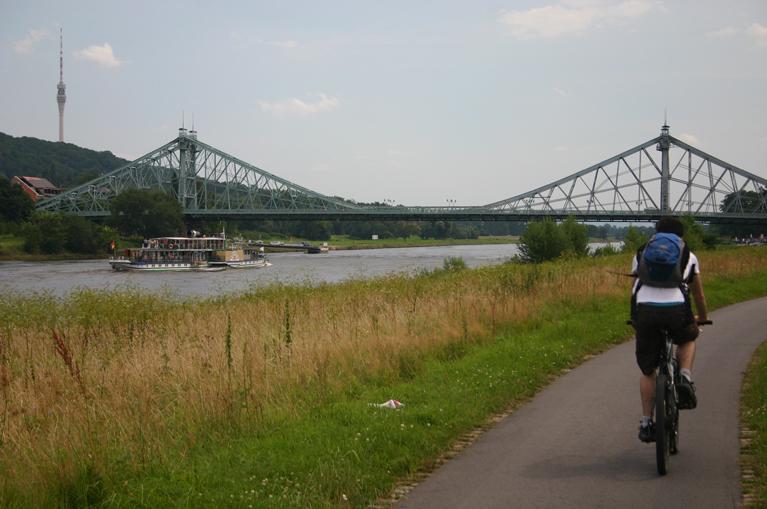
[56,28,67,142]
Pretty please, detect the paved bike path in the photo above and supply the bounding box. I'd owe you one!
[396,297,767,509]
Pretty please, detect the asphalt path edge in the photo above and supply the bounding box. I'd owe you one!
[372,297,767,509]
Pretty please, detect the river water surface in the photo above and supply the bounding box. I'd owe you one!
[0,244,523,299]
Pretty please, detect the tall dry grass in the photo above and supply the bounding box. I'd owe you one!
[0,247,765,501]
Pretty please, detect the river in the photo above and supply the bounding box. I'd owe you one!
[0,244,525,298]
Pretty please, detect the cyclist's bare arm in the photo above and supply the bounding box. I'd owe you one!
[690,275,709,321]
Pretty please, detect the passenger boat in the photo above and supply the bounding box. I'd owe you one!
[109,236,270,272]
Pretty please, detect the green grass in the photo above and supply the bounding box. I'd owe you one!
[19,262,767,508]
[742,337,767,507]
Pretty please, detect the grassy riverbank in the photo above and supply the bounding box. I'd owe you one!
[741,336,767,507]
[1,246,766,507]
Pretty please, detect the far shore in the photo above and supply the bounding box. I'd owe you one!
[0,236,522,262]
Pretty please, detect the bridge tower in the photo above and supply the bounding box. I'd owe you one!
[177,127,198,210]
[657,122,671,213]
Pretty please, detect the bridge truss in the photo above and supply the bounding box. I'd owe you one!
[37,126,766,224]
[37,129,358,217]
[484,125,767,223]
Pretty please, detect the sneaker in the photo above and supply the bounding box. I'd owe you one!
[638,421,656,443]
[677,377,698,409]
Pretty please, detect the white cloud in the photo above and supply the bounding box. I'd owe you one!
[497,0,656,39]
[258,93,339,117]
[747,23,767,47]
[75,43,123,68]
[552,87,568,97]
[13,28,49,54]
[677,133,700,146]
[706,26,738,38]
[554,145,568,152]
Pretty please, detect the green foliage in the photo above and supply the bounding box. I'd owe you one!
[560,216,589,256]
[591,244,619,257]
[442,256,467,271]
[296,220,332,241]
[741,340,767,505]
[0,176,34,223]
[621,226,649,253]
[61,265,767,508]
[420,221,479,240]
[22,213,109,255]
[519,219,568,263]
[22,213,66,254]
[518,217,588,263]
[109,189,183,237]
[720,189,766,214]
[716,190,767,237]
[680,216,707,251]
[0,132,128,188]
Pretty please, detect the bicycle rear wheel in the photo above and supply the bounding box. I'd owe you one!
[655,373,670,475]
[670,390,679,455]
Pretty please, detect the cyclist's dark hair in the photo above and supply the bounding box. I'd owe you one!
[655,216,685,237]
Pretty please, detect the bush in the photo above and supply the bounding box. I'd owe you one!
[22,213,109,255]
[621,226,648,254]
[442,256,467,272]
[0,176,34,223]
[592,244,619,257]
[518,217,589,263]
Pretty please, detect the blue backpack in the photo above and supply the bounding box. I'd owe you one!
[636,233,689,288]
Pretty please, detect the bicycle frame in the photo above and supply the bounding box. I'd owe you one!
[655,329,678,475]
[627,318,711,476]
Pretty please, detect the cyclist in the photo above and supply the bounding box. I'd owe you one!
[630,217,709,443]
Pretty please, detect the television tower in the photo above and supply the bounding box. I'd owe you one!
[56,28,66,142]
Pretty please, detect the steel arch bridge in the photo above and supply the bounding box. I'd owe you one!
[37,125,767,224]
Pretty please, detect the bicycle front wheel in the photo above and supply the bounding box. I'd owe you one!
[655,373,670,475]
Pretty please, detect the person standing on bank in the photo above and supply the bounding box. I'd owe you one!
[631,217,709,443]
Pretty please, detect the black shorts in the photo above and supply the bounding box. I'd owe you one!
[634,303,699,376]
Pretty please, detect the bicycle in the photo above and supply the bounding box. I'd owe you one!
[628,318,712,475]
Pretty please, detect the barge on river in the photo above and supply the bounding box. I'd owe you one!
[109,236,271,272]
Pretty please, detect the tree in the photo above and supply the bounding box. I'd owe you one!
[717,189,767,238]
[621,226,648,254]
[23,213,66,254]
[720,189,766,214]
[109,189,183,237]
[64,215,109,254]
[560,216,589,256]
[518,219,569,263]
[0,176,34,223]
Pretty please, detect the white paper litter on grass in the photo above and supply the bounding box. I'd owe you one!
[369,399,404,409]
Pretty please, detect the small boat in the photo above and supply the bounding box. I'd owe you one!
[109,236,271,272]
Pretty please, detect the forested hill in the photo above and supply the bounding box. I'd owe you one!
[0,132,129,189]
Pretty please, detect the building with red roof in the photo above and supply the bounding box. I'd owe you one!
[11,176,63,202]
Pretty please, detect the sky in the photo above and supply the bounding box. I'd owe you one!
[1,0,766,206]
